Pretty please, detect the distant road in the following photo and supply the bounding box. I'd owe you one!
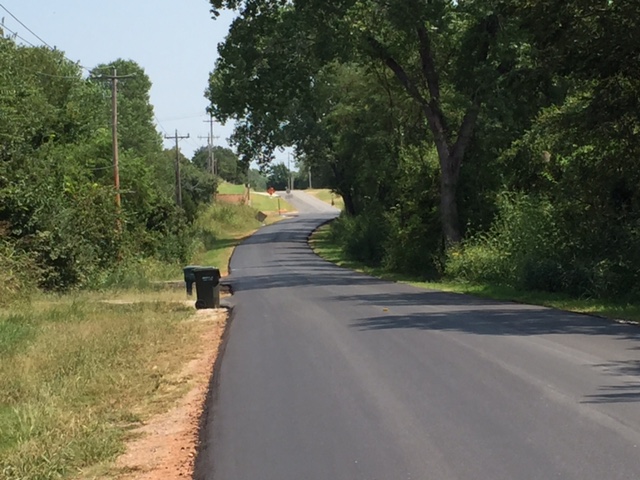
[196,190,640,480]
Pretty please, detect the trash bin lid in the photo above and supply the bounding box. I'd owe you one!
[194,266,221,280]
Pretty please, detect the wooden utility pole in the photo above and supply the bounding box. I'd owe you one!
[203,116,219,176]
[165,130,190,207]
[287,152,293,192]
[91,68,135,230]
[197,134,210,174]
[111,69,120,212]
[198,132,218,175]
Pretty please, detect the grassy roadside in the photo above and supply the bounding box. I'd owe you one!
[249,192,295,214]
[0,202,274,480]
[216,182,246,195]
[217,182,295,216]
[305,188,344,210]
[0,290,198,479]
[190,203,263,274]
[310,223,640,323]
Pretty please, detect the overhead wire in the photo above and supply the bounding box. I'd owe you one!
[157,113,210,122]
[154,114,169,135]
[0,28,86,79]
[0,4,208,157]
[0,3,92,73]
[0,22,36,48]
[0,2,52,49]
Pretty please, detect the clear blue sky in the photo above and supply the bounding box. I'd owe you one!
[1,0,235,158]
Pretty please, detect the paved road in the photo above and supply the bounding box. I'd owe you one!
[195,190,640,480]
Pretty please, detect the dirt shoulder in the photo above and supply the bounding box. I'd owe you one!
[114,307,227,480]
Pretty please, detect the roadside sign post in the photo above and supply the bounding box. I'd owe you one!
[267,187,282,214]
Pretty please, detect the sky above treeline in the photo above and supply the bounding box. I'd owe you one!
[1,0,236,159]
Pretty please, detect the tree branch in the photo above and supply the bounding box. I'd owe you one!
[445,14,503,168]
[416,25,451,141]
[416,25,440,101]
[366,37,426,111]
[450,100,480,168]
[366,35,450,157]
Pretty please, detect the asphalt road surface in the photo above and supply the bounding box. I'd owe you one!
[195,190,640,480]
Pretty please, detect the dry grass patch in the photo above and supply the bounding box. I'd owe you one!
[0,290,225,480]
[306,189,344,210]
[111,307,226,480]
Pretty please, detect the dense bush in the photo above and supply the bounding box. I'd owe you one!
[0,241,40,305]
[445,194,640,299]
[0,40,216,294]
[445,195,573,291]
[329,210,389,266]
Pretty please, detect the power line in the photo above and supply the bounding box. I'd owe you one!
[154,114,169,135]
[0,2,53,49]
[157,113,210,122]
[36,72,81,79]
[0,31,84,79]
[0,4,91,73]
[1,25,86,78]
[0,23,36,48]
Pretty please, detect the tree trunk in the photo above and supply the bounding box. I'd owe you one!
[368,24,490,246]
[440,160,462,245]
[341,189,356,216]
[433,106,478,246]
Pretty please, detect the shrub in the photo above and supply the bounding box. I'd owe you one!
[382,209,442,278]
[445,193,564,289]
[445,192,640,300]
[0,242,40,305]
[330,211,389,266]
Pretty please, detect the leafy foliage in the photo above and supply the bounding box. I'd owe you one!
[266,163,291,191]
[0,38,215,292]
[207,0,640,301]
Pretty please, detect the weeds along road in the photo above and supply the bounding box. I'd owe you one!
[195,190,640,480]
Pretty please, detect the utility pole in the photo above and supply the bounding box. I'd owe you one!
[288,152,293,192]
[197,134,212,173]
[165,130,190,207]
[111,69,120,213]
[91,68,135,229]
[308,167,312,189]
[203,116,218,176]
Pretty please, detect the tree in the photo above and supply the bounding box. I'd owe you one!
[91,59,163,157]
[208,0,544,244]
[248,169,268,191]
[267,163,291,191]
[192,145,246,183]
[0,35,212,290]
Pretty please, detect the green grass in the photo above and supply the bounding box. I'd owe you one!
[0,201,275,479]
[0,292,201,480]
[250,192,295,213]
[310,224,640,323]
[306,188,344,210]
[193,237,243,275]
[191,203,264,275]
[217,182,246,195]
[217,182,295,213]
[0,314,35,356]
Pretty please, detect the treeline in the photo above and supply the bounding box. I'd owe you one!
[207,0,640,300]
[0,36,218,296]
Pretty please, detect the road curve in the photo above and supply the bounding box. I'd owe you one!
[195,190,640,480]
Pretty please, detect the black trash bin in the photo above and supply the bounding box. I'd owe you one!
[193,267,221,309]
[183,265,202,296]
